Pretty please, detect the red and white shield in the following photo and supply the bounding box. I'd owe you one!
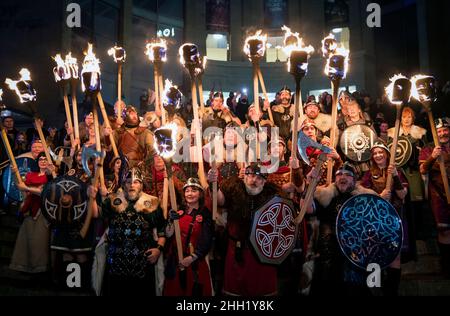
[249,196,298,265]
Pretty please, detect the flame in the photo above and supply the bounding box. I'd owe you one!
[153,122,178,159]
[64,52,79,80]
[145,39,167,63]
[321,33,338,58]
[0,89,3,102]
[52,54,69,82]
[162,79,183,109]
[5,68,36,103]
[385,74,410,105]
[322,34,349,80]
[243,30,268,60]
[411,74,434,102]
[281,26,314,74]
[108,45,126,63]
[179,43,206,76]
[81,43,101,92]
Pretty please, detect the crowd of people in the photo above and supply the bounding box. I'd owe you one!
[0,80,449,297]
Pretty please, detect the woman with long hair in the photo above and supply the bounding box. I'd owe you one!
[163,178,213,296]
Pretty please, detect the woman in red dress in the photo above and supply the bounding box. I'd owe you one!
[163,178,214,296]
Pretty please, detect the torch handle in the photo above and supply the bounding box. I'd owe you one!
[34,118,57,178]
[158,73,166,125]
[191,80,208,189]
[162,175,169,219]
[0,128,23,185]
[326,79,341,185]
[427,109,450,204]
[253,63,261,117]
[62,88,75,146]
[154,66,161,119]
[290,80,301,186]
[118,63,122,102]
[71,82,80,148]
[80,155,104,239]
[92,99,105,189]
[198,77,206,114]
[97,93,119,158]
[256,68,274,124]
[168,176,184,268]
[295,154,327,225]
[386,104,402,190]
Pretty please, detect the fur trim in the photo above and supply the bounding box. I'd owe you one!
[388,125,426,140]
[135,192,159,213]
[314,113,332,133]
[314,183,377,208]
[109,190,128,213]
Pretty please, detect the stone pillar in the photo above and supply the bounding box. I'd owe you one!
[242,0,264,28]
[230,0,243,61]
[300,1,325,49]
[120,0,133,104]
[288,0,301,32]
[416,0,430,72]
[184,0,207,53]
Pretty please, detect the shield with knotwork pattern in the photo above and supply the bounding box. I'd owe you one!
[249,196,298,265]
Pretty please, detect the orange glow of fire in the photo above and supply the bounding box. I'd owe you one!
[243,30,268,60]
[385,74,410,105]
[145,39,167,63]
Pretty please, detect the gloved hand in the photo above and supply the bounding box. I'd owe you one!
[169,209,181,222]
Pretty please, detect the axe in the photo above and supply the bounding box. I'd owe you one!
[297,130,331,165]
[295,131,331,226]
[81,146,104,177]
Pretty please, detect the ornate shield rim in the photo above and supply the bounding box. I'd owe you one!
[388,136,412,167]
[339,124,377,162]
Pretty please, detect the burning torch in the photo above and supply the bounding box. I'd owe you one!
[52,53,76,146]
[154,123,184,267]
[82,44,119,158]
[411,75,450,204]
[282,25,314,189]
[243,30,274,123]
[5,68,56,177]
[0,89,23,185]
[65,53,81,148]
[385,74,412,191]
[108,45,126,103]
[322,33,349,185]
[146,40,167,124]
[179,43,208,188]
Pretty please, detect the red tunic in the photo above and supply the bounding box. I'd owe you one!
[163,206,213,296]
[20,172,48,217]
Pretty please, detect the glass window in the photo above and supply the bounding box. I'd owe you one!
[266,36,287,63]
[206,33,229,61]
[330,26,350,50]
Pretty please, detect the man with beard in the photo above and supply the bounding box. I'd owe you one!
[202,92,241,131]
[207,163,281,296]
[89,167,166,296]
[419,118,450,278]
[271,86,294,144]
[311,163,376,295]
[299,100,332,141]
[105,105,155,168]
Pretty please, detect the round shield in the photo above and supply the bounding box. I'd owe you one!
[41,176,88,227]
[249,196,298,265]
[340,124,377,162]
[388,136,412,167]
[336,194,403,270]
[2,157,37,202]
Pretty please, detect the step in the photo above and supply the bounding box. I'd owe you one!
[401,254,442,276]
[399,279,450,296]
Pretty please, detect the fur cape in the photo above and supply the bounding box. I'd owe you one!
[314,183,377,208]
[387,125,426,140]
[109,190,159,214]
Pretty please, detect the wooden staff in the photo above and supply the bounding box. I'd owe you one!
[158,73,166,124]
[256,68,274,124]
[425,103,450,204]
[62,87,75,146]
[92,100,105,189]
[97,93,119,158]
[34,118,57,178]
[80,153,104,238]
[198,76,206,113]
[168,172,184,269]
[386,103,402,189]
[326,79,341,185]
[290,78,301,190]
[252,62,261,117]
[71,82,80,148]
[117,62,123,102]
[162,175,169,219]
[210,137,218,221]
[0,125,23,185]
[190,79,208,188]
